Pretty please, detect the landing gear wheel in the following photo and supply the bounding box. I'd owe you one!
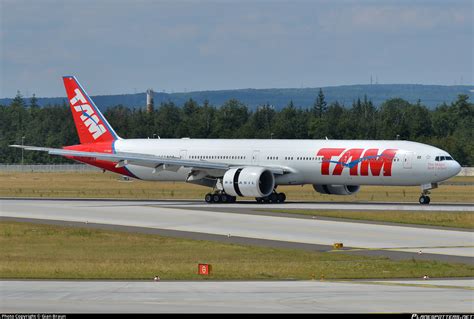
[221,194,228,203]
[419,195,430,205]
[277,193,286,203]
[212,194,221,203]
[205,192,235,204]
[256,192,287,204]
[269,193,278,203]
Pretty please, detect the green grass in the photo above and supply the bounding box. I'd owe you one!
[265,210,474,229]
[1,221,473,280]
[0,172,473,203]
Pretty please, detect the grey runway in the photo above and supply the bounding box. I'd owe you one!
[1,199,473,260]
[172,200,474,212]
[3,197,473,211]
[1,279,473,313]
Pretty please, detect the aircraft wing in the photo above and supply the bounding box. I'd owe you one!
[9,145,290,175]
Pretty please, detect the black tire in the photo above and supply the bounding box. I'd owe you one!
[229,196,236,203]
[256,197,263,204]
[221,194,228,203]
[205,193,212,203]
[277,193,286,203]
[213,194,221,203]
[419,195,428,205]
[269,193,278,203]
[426,196,431,204]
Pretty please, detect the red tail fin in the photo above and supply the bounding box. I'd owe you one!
[63,76,119,144]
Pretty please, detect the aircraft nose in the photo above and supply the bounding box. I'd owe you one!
[452,161,462,176]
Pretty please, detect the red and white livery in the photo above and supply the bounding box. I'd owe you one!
[12,76,461,204]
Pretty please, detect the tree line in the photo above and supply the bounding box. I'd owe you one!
[1,90,472,166]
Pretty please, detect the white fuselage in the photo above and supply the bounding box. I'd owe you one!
[114,138,461,186]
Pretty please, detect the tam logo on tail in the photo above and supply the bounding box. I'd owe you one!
[70,89,106,140]
[63,76,118,144]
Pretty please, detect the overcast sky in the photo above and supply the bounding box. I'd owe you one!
[0,0,472,98]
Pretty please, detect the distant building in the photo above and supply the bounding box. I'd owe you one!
[146,89,154,113]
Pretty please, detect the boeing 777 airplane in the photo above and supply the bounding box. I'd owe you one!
[11,76,462,204]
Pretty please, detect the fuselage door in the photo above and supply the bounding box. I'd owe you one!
[403,152,413,169]
[180,149,187,160]
[252,150,260,165]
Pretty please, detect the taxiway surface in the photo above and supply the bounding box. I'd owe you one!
[1,279,473,313]
[1,199,473,261]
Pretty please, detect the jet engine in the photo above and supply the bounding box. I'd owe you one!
[223,167,275,197]
[313,184,360,195]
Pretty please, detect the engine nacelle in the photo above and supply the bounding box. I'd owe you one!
[223,167,275,197]
[313,184,360,195]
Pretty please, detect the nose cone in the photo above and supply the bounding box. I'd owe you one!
[452,161,462,176]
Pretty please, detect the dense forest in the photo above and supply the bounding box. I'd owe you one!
[0,90,472,166]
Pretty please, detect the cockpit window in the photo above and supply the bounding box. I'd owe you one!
[435,156,454,161]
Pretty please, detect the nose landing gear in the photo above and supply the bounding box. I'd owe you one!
[419,195,431,205]
[419,182,438,205]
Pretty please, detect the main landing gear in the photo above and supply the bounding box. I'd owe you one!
[204,191,287,204]
[255,192,286,204]
[205,192,236,203]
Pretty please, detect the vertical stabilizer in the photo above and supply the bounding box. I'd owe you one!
[63,76,119,144]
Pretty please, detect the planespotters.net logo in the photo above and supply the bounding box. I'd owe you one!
[412,315,474,319]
